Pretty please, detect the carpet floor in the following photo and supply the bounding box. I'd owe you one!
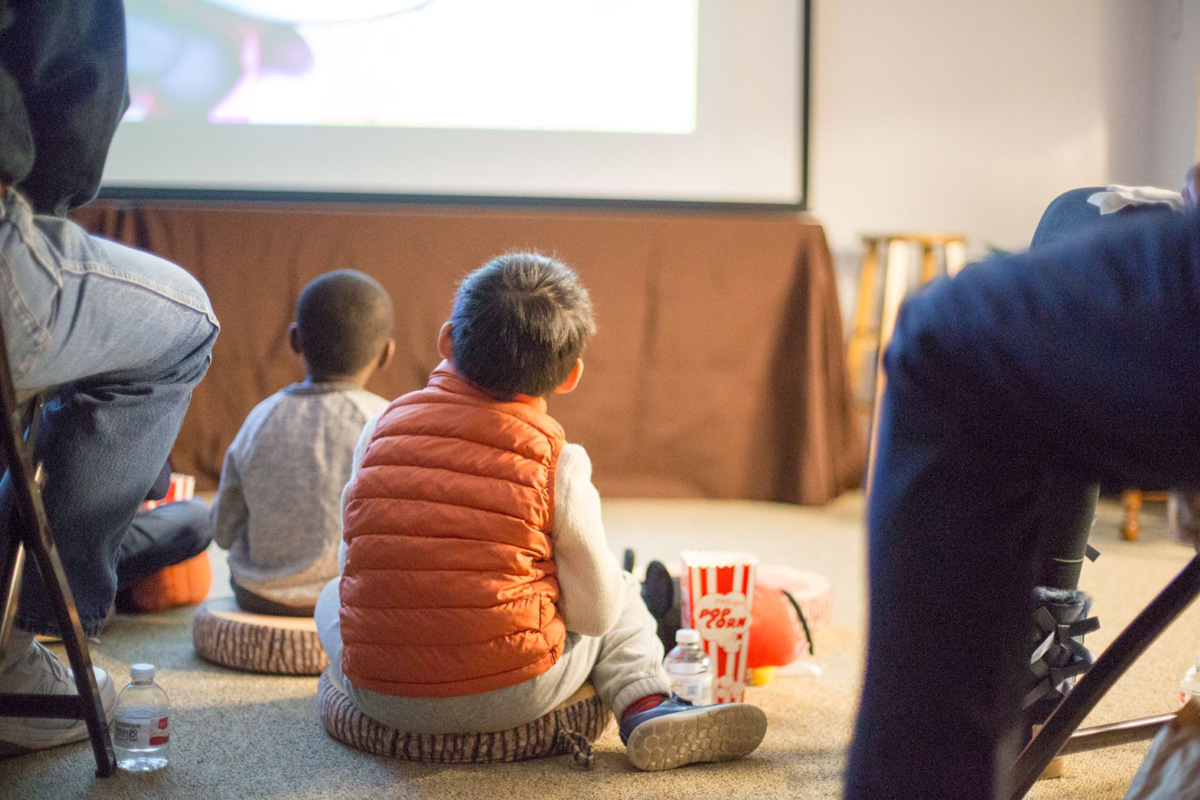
[3,493,1196,799]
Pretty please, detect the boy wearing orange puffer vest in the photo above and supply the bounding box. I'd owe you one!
[315,253,767,770]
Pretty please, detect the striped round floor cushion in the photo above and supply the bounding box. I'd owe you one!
[317,669,612,768]
[193,597,328,676]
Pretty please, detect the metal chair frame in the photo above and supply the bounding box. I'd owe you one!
[0,315,115,777]
[1009,554,1200,798]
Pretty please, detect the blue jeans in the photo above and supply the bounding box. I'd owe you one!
[845,208,1200,799]
[0,187,218,636]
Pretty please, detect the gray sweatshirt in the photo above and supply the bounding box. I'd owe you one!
[211,382,389,605]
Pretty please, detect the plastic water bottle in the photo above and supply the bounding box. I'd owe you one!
[113,663,170,772]
[664,628,713,706]
[1182,650,1200,708]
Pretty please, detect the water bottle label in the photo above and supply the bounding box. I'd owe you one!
[114,713,169,749]
[671,676,712,706]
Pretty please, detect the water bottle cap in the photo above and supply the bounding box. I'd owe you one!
[130,663,155,682]
[675,628,700,644]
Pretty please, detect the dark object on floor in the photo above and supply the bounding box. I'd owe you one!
[641,560,681,652]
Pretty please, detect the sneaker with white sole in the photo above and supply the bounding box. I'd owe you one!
[619,695,768,771]
[0,635,116,757]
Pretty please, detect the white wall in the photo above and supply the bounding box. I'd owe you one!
[1144,0,1200,187]
[808,0,1200,324]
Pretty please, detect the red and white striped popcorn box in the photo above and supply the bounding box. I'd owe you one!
[680,550,758,704]
[143,472,196,511]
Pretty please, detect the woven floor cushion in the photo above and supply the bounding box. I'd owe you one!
[318,668,612,767]
[193,597,328,675]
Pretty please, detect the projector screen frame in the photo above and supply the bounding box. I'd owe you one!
[98,0,811,213]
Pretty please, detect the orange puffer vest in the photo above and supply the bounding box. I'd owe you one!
[340,363,567,697]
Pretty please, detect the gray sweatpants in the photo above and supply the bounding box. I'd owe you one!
[315,572,671,734]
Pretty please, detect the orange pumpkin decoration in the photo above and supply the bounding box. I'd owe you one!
[128,551,212,612]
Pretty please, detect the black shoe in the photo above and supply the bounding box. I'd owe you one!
[1020,587,1099,732]
[640,560,682,652]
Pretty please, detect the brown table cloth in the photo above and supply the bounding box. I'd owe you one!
[73,202,863,504]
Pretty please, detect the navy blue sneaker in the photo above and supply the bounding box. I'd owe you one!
[619,695,767,771]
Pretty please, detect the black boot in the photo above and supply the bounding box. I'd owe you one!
[1020,587,1100,733]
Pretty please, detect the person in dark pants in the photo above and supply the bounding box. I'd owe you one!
[110,460,212,609]
[844,206,1200,800]
[114,498,212,610]
[1013,187,1179,736]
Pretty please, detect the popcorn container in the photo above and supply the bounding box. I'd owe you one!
[680,550,758,703]
[143,473,196,511]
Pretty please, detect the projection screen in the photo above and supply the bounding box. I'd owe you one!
[101,0,809,207]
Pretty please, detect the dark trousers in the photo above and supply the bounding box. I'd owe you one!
[116,498,211,587]
[231,581,315,618]
[844,208,1200,800]
[113,498,212,608]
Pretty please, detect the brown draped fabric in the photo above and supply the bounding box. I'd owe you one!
[72,202,863,504]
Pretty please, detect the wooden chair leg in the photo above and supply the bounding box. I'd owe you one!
[1122,490,1142,541]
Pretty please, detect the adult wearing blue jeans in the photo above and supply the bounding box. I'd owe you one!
[0,1,219,756]
[844,207,1200,799]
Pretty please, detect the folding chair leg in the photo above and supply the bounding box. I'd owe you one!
[23,520,116,777]
[0,353,115,776]
[1009,554,1200,799]
[0,474,116,776]
[0,534,24,662]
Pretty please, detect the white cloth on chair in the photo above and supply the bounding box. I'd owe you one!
[1088,185,1183,215]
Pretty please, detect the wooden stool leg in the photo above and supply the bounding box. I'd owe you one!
[847,238,881,405]
[920,242,938,285]
[944,239,967,277]
[1122,490,1142,541]
[867,239,914,493]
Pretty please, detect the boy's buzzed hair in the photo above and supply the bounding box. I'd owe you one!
[296,269,393,378]
[450,253,595,398]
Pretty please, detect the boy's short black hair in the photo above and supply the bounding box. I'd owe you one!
[450,253,595,398]
[296,269,393,378]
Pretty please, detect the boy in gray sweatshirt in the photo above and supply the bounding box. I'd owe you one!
[211,270,394,615]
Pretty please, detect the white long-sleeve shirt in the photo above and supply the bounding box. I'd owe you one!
[340,415,624,637]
